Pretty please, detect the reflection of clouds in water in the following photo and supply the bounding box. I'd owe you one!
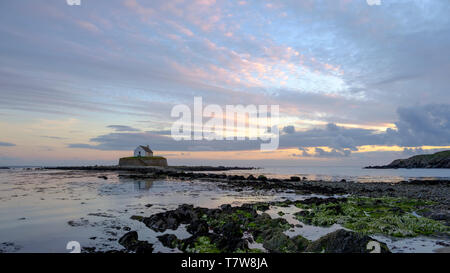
[117,175,154,191]
[97,177,155,195]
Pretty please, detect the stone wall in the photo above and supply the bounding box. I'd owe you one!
[118,157,168,167]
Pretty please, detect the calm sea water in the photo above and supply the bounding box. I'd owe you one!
[0,167,448,253]
[203,165,450,183]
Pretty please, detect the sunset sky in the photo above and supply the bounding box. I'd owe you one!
[0,0,449,166]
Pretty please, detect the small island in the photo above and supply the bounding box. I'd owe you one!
[365,150,450,169]
[119,145,168,167]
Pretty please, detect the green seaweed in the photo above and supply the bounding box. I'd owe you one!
[186,236,221,253]
[294,196,449,237]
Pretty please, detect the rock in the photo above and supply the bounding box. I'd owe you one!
[220,204,232,211]
[118,231,154,253]
[258,175,268,181]
[142,204,198,232]
[215,222,246,252]
[67,219,89,227]
[262,230,297,253]
[130,215,144,221]
[247,175,257,180]
[82,247,96,253]
[290,176,301,182]
[186,220,209,235]
[300,197,347,206]
[253,203,270,211]
[305,230,390,253]
[157,234,179,248]
[98,176,108,180]
[292,235,310,252]
[228,175,246,181]
[134,242,154,253]
[118,231,138,249]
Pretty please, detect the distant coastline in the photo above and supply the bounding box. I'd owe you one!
[365,150,450,169]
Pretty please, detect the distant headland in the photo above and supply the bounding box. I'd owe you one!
[365,150,450,169]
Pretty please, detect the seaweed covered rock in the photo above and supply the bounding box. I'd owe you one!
[262,230,298,253]
[186,220,209,235]
[305,229,390,253]
[294,196,450,237]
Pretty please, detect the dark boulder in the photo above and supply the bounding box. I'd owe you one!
[258,175,268,181]
[262,229,297,253]
[157,234,179,249]
[186,220,209,235]
[118,231,138,248]
[118,231,154,253]
[305,229,390,253]
[142,204,198,232]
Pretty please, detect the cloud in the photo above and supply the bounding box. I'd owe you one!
[314,147,352,158]
[67,104,450,153]
[0,141,16,147]
[68,131,262,151]
[1,1,450,165]
[279,123,385,150]
[292,147,352,158]
[281,104,450,150]
[40,136,68,140]
[389,104,450,147]
[107,125,141,132]
[282,125,295,134]
[402,147,424,156]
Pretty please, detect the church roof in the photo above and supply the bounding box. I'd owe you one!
[139,145,153,153]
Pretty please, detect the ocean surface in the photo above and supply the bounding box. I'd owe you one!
[0,167,449,253]
[200,165,450,183]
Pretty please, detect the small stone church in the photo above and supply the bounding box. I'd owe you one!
[119,145,167,167]
[134,145,153,157]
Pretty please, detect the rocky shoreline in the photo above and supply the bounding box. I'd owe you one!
[43,165,450,253]
[45,165,256,172]
[118,201,393,253]
[86,196,449,253]
[47,165,450,214]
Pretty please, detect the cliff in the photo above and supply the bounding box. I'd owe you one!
[118,156,168,167]
[365,150,450,169]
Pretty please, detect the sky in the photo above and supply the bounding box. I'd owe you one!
[0,0,449,167]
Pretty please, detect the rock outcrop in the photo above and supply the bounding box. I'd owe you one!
[305,229,390,253]
[365,150,450,169]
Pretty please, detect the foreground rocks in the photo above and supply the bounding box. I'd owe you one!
[130,202,391,253]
